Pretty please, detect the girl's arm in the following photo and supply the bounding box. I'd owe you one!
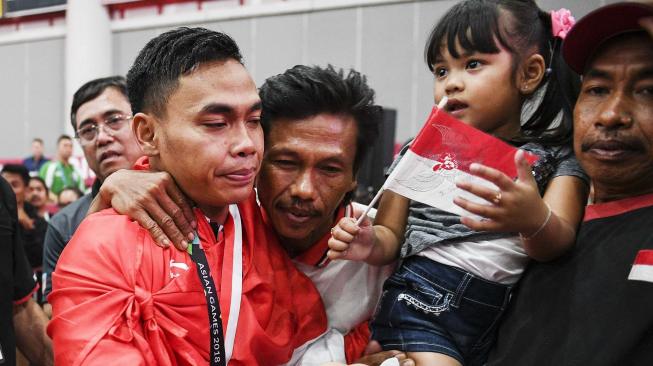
[328,191,409,266]
[522,175,588,261]
[454,150,589,262]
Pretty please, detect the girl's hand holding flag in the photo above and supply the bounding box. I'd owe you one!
[453,149,551,238]
[328,216,375,261]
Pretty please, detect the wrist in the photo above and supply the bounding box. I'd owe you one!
[520,202,552,240]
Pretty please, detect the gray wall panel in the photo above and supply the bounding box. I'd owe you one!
[0,43,29,157]
[361,2,415,143]
[25,38,65,157]
[0,39,64,158]
[413,1,456,141]
[306,8,357,70]
[200,19,255,70]
[539,0,602,18]
[113,29,159,76]
[253,14,304,86]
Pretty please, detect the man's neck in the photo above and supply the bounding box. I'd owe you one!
[198,204,229,225]
[145,158,228,225]
[282,236,317,258]
[594,184,653,204]
[281,218,335,258]
[57,157,69,166]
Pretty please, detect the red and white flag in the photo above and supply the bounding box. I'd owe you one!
[382,106,538,217]
[628,250,653,283]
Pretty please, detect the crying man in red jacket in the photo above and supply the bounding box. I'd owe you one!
[47,27,327,366]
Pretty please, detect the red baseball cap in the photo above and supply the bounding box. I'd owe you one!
[562,2,653,74]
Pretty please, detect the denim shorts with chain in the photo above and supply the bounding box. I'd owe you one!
[370,256,511,366]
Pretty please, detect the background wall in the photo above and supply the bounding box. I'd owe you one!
[0,0,622,158]
[0,37,65,158]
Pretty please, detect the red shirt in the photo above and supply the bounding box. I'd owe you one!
[48,160,327,365]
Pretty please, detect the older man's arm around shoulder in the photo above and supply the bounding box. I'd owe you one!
[47,209,148,365]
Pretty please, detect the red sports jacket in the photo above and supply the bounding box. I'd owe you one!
[48,162,327,365]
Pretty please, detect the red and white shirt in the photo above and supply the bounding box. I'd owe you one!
[269,204,394,364]
[48,158,327,366]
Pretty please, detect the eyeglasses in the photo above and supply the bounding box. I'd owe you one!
[75,114,132,145]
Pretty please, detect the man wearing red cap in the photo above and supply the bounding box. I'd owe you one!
[488,3,653,365]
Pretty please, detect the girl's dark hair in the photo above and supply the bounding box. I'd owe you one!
[425,0,580,145]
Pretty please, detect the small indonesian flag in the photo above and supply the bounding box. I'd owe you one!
[384,106,538,217]
[628,250,653,283]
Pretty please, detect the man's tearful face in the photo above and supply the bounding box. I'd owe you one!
[257,114,358,255]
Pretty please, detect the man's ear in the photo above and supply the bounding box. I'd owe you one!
[132,112,159,156]
[348,178,358,194]
[518,53,546,96]
[340,177,358,205]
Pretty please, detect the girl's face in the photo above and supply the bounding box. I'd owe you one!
[432,41,523,139]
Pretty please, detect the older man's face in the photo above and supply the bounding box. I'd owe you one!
[257,114,358,255]
[574,33,653,202]
[75,87,143,181]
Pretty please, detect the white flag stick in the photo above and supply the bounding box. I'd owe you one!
[437,96,449,110]
[355,186,384,225]
[354,97,448,226]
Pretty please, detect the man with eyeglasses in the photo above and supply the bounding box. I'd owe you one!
[41,76,143,316]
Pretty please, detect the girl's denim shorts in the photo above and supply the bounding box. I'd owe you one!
[371,256,511,366]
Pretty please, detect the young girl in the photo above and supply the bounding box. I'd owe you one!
[328,1,588,365]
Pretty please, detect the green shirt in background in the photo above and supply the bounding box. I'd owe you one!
[39,161,85,196]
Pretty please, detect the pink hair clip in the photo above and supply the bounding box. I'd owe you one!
[551,8,575,40]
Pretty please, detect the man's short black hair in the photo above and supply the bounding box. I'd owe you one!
[32,137,44,144]
[1,164,30,186]
[259,64,382,175]
[57,134,72,144]
[126,27,243,117]
[70,76,128,132]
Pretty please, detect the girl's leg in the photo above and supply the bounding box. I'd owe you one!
[408,352,462,366]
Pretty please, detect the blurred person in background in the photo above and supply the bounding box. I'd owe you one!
[0,175,53,366]
[1,164,48,306]
[1,164,47,272]
[27,177,51,221]
[41,76,144,316]
[38,135,85,200]
[22,138,49,177]
[57,187,83,208]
